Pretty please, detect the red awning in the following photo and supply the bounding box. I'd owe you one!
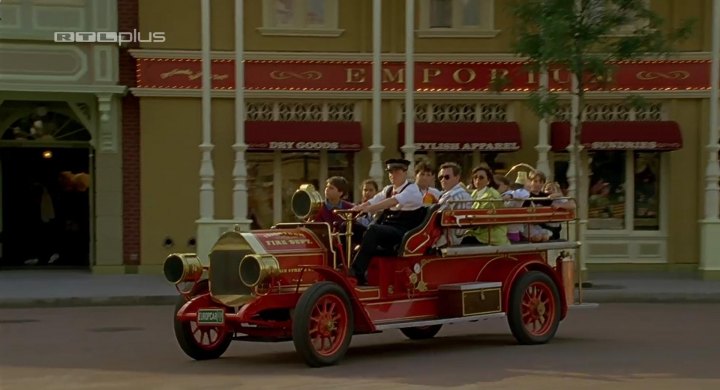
[551,121,683,151]
[398,122,521,151]
[245,121,362,151]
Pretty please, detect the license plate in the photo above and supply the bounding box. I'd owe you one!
[197,309,224,325]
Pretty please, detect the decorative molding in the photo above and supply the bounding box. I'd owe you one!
[93,0,116,31]
[0,44,87,82]
[129,87,712,100]
[93,46,117,83]
[96,93,118,152]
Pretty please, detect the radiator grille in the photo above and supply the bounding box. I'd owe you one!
[209,249,253,297]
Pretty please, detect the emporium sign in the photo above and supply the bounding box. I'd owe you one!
[136,58,712,92]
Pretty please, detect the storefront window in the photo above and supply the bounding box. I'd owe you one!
[588,151,626,230]
[633,152,660,230]
[247,152,354,229]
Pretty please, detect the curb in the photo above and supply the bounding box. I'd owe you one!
[0,295,178,309]
[2,293,720,308]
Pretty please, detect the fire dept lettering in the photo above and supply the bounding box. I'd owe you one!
[415,142,520,151]
[265,238,312,246]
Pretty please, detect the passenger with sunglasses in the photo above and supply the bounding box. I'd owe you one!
[463,166,509,246]
[433,162,473,248]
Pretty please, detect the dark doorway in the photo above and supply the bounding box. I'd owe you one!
[0,146,91,268]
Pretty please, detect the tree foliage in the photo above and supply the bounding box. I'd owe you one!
[507,0,694,117]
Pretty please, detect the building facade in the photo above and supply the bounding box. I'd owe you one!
[130,0,720,277]
[0,0,130,272]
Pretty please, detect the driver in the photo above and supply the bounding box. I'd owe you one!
[349,158,425,285]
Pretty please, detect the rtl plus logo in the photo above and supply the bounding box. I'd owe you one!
[54,30,166,45]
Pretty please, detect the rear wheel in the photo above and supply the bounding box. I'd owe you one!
[507,271,561,344]
[292,282,354,367]
[173,296,233,360]
[400,325,442,340]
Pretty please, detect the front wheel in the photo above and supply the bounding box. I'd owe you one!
[292,282,354,367]
[173,296,233,360]
[507,271,561,345]
[400,325,442,340]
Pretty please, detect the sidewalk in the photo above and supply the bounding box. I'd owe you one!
[1,269,720,308]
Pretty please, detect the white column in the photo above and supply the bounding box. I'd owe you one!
[566,74,588,289]
[195,0,217,261]
[319,150,328,191]
[699,0,720,278]
[400,0,417,174]
[273,150,282,224]
[535,69,551,176]
[704,0,720,220]
[232,0,251,229]
[369,0,385,185]
[199,0,214,221]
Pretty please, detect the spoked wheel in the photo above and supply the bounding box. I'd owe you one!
[292,282,354,367]
[173,296,233,360]
[400,325,442,340]
[507,271,561,344]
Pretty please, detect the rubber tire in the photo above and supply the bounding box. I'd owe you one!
[400,325,442,340]
[507,271,561,345]
[292,281,354,367]
[173,296,233,360]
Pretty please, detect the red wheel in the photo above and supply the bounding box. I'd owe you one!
[293,282,354,367]
[507,271,560,344]
[174,296,233,360]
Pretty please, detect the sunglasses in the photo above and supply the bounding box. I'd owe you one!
[438,174,452,180]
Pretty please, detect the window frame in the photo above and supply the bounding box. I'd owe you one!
[417,0,499,38]
[259,0,344,37]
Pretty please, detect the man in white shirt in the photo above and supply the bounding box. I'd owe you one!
[434,162,473,248]
[350,158,424,285]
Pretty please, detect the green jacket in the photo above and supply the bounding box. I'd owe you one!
[467,187,509,245]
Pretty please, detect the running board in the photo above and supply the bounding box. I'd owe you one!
[441,241,580,257]
[374,312,506,331]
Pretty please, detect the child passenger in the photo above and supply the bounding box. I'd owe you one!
[496,172,530,243]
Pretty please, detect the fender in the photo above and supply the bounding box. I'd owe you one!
[300,264,377,334]
[505,260,568,320]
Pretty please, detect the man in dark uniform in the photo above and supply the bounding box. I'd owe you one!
[349,159,425,285]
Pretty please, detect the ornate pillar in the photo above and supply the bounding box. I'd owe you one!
[231,0,251,229]
[90,94,124,273]
[196,0,217,261]
[369,0,385,185]
[535,70,551,176]
[699,0,720,279]
[400,0,416,175]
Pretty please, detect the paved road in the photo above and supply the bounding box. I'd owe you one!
[1,304,718,389]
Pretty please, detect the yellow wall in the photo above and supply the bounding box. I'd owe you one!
[139,0,201,50]
[140,98,202,265]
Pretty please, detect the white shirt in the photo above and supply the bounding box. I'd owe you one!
[368,180,423,211]
[435,183,473,247]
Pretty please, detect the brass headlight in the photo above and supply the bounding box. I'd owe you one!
[239,254,280,287]
[291,184,323,220]
[163,253,203,284]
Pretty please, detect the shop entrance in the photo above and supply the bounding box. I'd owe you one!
[0,105,93,269]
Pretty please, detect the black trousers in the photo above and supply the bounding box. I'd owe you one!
[350,223,406,282]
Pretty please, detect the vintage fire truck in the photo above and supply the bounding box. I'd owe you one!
[163,172,589,367]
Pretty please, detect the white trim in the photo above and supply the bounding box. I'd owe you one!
[256,27,344,37]
[129,87,712,100]
[0,82,126,94]
[416,29,500,38]
[128,49,716,62]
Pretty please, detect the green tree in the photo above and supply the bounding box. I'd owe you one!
[502,0,693,291]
